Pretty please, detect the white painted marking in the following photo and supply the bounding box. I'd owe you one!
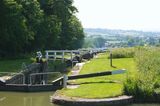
[0,97,6,101]
[0,78,5,83]
[112,69,126,75]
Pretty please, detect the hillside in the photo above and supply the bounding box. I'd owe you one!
[83,28,160,48]
[84,28,160,37]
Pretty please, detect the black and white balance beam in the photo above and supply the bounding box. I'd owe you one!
[68,69,126,80]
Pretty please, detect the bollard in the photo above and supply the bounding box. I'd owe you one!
[110,51,113,67]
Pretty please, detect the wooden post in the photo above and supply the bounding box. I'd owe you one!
[30,75,32,85]
[63,74,68,88]
[54,52,56,61]
[45,51,48,60]
[71,51,73,60]
[22,74,25,85]
[62,51,64,62]
[68,69,126,80]
[110,50,112,67]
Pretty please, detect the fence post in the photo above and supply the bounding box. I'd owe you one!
[30,75,32,85]
[110,50,113,67]
[62,51,64,62]
[71,51,73,60]
[45,51,48,60]
[54,52,57,61]
[22,74,25,84]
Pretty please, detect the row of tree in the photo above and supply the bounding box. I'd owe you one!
[0,0,84,58]
[83,37,106,48]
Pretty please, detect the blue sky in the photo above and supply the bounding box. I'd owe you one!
[74,0,160,31]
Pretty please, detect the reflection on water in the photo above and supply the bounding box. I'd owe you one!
[0,92,58,106]
[0,92,160,106]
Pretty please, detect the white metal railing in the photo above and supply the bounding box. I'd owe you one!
[45,48,107,61]
[29,72,62,85]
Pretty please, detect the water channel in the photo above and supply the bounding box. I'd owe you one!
[0,92,160,106]
[0,92,57,106]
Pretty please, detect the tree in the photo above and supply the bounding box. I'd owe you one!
[93,37,106,48]
[42,0,79,49]
[40,15,61,50]
[0,0,31,57]
[16,0,44,51]
[0,0,84,58]
[127,37,135,47]
[83,37,95,48]
[66,16,84,49]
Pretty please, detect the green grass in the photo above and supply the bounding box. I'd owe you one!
[0,59,32,72]
[61,83,123,98]
[59,53,137,98]
[124,47,160,101]
[111,47,135,58]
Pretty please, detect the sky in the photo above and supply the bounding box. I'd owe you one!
[74,0,160,31]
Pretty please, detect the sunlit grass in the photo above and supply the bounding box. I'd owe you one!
[60,53,137,98]
[61,83,123,98]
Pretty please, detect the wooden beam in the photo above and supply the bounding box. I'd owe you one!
[68,69,126,80]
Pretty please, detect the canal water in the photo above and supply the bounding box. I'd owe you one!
[0,92,57,106]
[128,104,160,106]
[0,92,160,106]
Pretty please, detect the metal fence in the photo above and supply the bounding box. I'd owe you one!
[0,72,25,84]
[29,72,62,85]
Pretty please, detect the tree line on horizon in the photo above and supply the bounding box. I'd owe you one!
[0,0,84,58]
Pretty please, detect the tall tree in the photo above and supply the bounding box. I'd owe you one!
[41,0,84,49]
[0,0,31,57]
[93,37,106,48]
[16,0,44,51]
[67,16,84,49]
[0,0,84,58]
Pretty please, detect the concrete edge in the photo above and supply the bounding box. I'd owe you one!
[52,93,133,106]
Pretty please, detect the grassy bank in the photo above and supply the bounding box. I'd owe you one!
[61,83,123,98]
[58,47,160,100]
[0,59,32,72]
[59,53,137,98]
[124,47,160,101]
[110,47,135,59]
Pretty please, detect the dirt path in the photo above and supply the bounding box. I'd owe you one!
[67,62,85,89]
[71,62,85,76]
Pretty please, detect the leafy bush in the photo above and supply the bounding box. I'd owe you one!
[124,72,155,101]
[135,47,160,74]
[124,47,160,101]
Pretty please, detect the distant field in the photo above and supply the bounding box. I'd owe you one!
[60,53,137,98]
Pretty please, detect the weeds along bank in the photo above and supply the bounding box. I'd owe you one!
[111,47,135,59]
[117,47,160,102]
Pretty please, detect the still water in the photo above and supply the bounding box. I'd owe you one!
[0,92,160,106]
[0,92,57,106]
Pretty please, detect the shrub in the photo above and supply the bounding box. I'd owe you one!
[134,47,160,74]
[124,47,160,101]
[110,48,135,59]
[124,72,155,101]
